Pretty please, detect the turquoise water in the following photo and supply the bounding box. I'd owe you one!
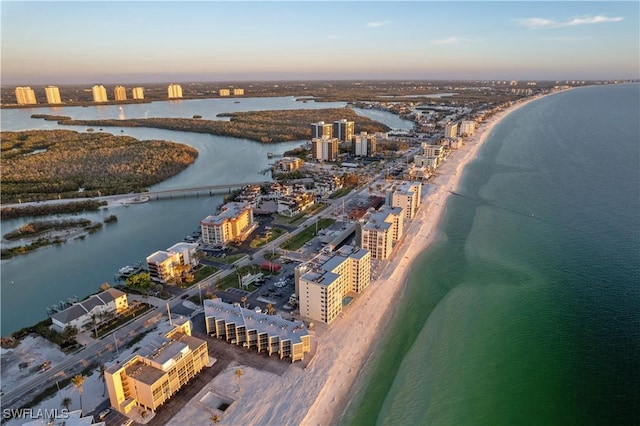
[342,84,640,425]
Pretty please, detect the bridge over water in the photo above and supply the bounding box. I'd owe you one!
[134,181,272,201]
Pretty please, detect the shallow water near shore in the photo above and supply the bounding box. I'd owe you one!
[342,84,640,425]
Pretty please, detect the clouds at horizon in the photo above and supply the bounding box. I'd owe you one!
[516,14,624,30]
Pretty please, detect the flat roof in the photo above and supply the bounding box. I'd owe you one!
[125,360,166,386]
[201,202,251,226]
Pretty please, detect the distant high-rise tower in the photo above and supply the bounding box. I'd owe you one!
[132,87,145,100]
[15,87,37,105]
[444,122,458,138]
[232,88,244,95]
[92,85,108,102]
[310,121,333,139]
[311,137,339,162]
[44,86,61,104]
[333,119,355,142]
[114,86,127,101]
[352,132,376,157]
[168,84,183,99]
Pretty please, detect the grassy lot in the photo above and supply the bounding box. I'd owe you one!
[272,212,307,226]
[305,202,328,216]
[192,265,218,283]
[280,218,335,251]
[249,227,286,248]
[210,253,246,264]
[329,186,355,199]
[92,303,152,338]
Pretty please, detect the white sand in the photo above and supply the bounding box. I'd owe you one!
[168,96,543,426]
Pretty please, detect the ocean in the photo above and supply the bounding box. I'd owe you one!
[341,84,640,425]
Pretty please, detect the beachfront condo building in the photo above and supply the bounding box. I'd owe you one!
[204,298,311,362]
[114,85,127,101]
[15,87,37,105]
[276,156,304,172]
[200,202,256,245]
[312,136,339,162]
[387,181,422,220]
[50,288,129,332]
[105,319,209,416]
[92,85,108,102]
[352,132,377,157]
[422,143,446,162]
[146,242,198,284]
[444,122,459,139]
[219,89,230,96]
[414,154,440,169]
[167,83,183,99]
[132,87,145,100]
[44,86,62,104]
[310,121,333,139]
[297,245,371,324]
[233,88,244,95]
[333,119,355,142]
[459,120,477,136]
[360,206,404,260]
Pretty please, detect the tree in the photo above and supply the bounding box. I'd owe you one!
[266,303,276,315]
[235,368,243,395]
[100,282,111,291]
[61,397,73,411]
[99,364,107,397]
[210,414,221,424]
[71,374,87,413]
[241,296,248,309]
[126,272,151,295]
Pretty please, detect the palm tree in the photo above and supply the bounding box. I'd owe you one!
[235,368,243,395]
[70,374,86,413]
[266,303,275,315]
[60,397,72,412]
[210,414,221,424]
[99,364,107,396]
[241,296,248,309]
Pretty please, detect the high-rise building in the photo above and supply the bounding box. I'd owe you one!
[218,89,230,96]
[44,86,61,104]
[333,119,355,142]
[200,202,255,245]
[352,132,377,157]
[232,88,244,95]
[360,206,404,260]
[114,85,127,101]
[311,137,339,162]
[167,83,183,99]
[132,87,145,100]
[386,181,422,220]
[444,121,458,138]
[310,121,333,139]
[92,85,108,102]
[15,87,37,105]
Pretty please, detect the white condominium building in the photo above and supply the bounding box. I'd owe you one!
[444,121,459,138]
[204,298,311,362]
[167,83,183,99]
[387,181,422,220]
[15,87,37,105]
[114,85,127,101]
[146,242,198,284]
[310,121,333,139]
[360,206,404,260]
[219,89,230,96]
[44,86,61,104]
[333,119,355,142]
[233,88,244,95]
[92,85,108,102]
[352,132,377,157]
[200,202,255,245]
[459,120,477,136]
[414,154,440,169]
[297,245,371,324]
[311,136,339,162]
[132,87,145,100]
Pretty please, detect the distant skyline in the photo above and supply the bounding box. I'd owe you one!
[1,1,638,85]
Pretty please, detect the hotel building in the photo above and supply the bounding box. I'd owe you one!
[146,242,198,284]
[92,85,108,103]
[310,121,333,139]
[297,245,371,324]
[104,319,208,415]
[15,87,37,105]
[51,288,128,332]
[352,132,377,157]
[233,88,244,95]
[386,181,422,220]
[44,86,62,104]
[414,154,440,169]
[459,120,476,136]
[114,85,127,101]
[132,87,145,100]
[218,89,230,96]
[200,202,255,245]
[167,84,183,99]
[204,299,311,362]
[311,136,339,162]
[333,119,355,142]
[360,206,404,260]
[444,122,459,139]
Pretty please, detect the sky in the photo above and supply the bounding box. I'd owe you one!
[1,1,638,85]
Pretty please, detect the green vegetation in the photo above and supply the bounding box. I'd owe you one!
[191,266,218,283]
[3,219,91,240]
[280,218,335,251]
[9,317,79,352]
[249,227,285,248]
[329,187,354,199]
[1,129,198,203]
[1,200,107,219]
[125,272,152,295]
[91,303,152,338]
[37,108,390,144]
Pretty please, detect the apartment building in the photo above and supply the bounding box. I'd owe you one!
[218,89,230,96]
[44,86,62,104]
[414,154,440,169]
[297,245,371,324]
[167,83,183,99]
[333,119,355,142]
[15,87,37,105]
[146,242,198,284]
[276,156,304,172]
[459,120,476,136]
[204,299,311,362]
[386,181,422,220]
[92,85,108,103]
[132,87,145,100]
[105,319,208,415]
[360,206,404,260]
[277,192,315,217]
[311,136,339,162]
[444,121,458,138]
[310,121,333,139]
[352,132,377,157]
[51,289,128,332]
[233,88,244,95]
[114,85,127,101]
[200,202,255,245]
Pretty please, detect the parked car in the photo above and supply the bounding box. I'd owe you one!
[98,409,111,420]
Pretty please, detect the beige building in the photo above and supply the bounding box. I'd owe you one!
[44,86,62,104]
[15,87,37,105]
[114,85,127,101]
[132,87,145,100]
[200,202,255,245]
[232,88,244,95]
[167,83,183,99]
[276,156,304,172]
[204,299,311,362]
[105,319,208,415]
[444,121,459,138]
[310,121,333,139]
[360,206,404,260]
[311,136,339,162]
[218,89,230,96]
[352,132,376,157]
[333,119,355,142]
[297,245,371,324]
[414,154,440,169]
[459,120,476,136]
[146,242,198,285]
[92,85,108,103]
[50,288,128,332]
[387,181,422,220]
